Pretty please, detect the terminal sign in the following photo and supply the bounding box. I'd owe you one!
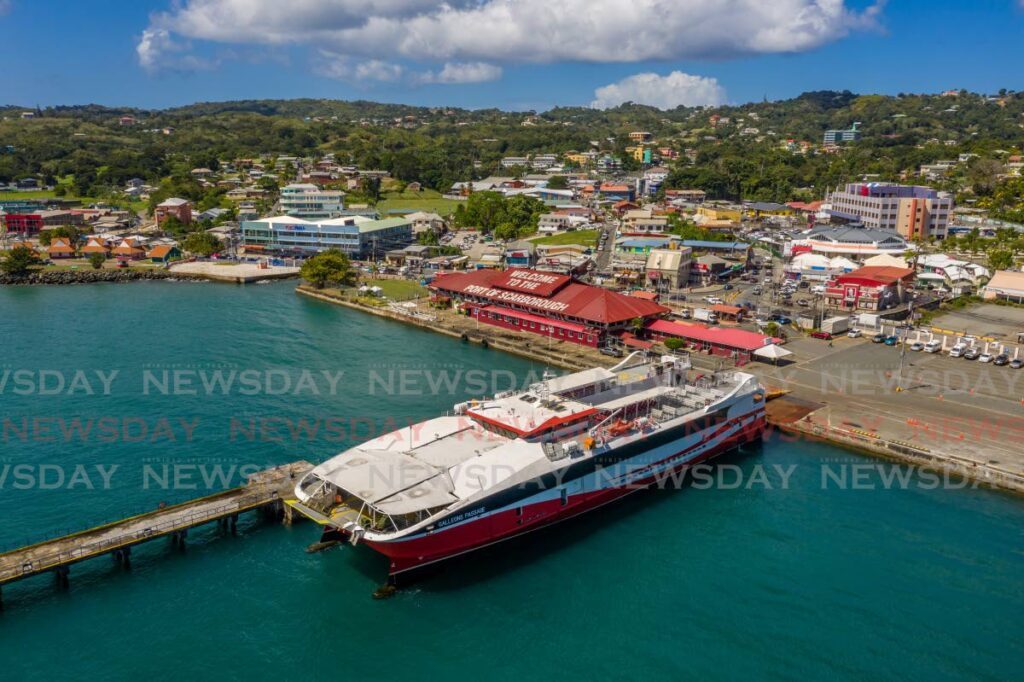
[492,269,570,297]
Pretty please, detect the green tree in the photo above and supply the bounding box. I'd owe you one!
[546,175,569,189]
[988,249,1014,272]
[0,246,44,277]
[181,231,222,257]
[300,249,358,289]
[664,337,685,352]
[88,252,106,269]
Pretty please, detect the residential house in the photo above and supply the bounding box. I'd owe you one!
[407,211,446,236]
[80,237,111,258]
[148,245,182,263]
[112,239,147,261]
[47,237,76,260]
[155,198,193,227]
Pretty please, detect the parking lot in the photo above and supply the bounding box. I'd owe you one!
[927,304,1024,343]
[752,335,1024,476]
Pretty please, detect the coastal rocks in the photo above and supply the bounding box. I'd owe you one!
[0,269,205,286]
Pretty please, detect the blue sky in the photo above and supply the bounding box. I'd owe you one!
[1,0,1022,111]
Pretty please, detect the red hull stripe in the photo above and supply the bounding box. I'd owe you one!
[365,418,764,576]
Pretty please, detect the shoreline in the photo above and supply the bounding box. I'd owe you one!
[298,283,1024,496]
[295,284,600,371]
[766,394,1024,495]
[0,267,298,286]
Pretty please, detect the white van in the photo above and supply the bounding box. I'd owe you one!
[924,340,942,353]
[949,343,966,358]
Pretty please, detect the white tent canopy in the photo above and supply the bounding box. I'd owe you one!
[753,344,793,360]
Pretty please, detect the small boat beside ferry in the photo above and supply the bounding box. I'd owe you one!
[289,352,766,583]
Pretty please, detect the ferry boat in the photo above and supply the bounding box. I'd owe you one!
[289,353,766,583]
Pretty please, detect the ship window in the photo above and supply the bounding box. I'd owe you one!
[560,488,568,506]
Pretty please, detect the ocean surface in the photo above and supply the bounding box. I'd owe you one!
[0,281,1021,681]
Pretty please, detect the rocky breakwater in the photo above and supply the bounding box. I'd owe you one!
[0,269,205,286]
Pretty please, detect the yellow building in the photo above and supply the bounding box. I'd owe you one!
[696,206,742,222]
[564,152,591,166]
[629,131,653,143]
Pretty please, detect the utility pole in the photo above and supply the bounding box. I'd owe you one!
[897,247,923,392]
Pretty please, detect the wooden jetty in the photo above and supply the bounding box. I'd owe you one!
[0,461,312,607]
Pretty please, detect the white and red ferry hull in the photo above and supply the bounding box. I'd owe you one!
[349,406,766,582]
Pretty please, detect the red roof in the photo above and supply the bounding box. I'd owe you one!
[837,266,915,286]
[431,269,668,325]
[710,304,743,316]
[647,319,778,352]
[148,245,177,259]
[629,290,659,301]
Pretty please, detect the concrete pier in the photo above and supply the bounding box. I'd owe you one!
[0,461,312,605]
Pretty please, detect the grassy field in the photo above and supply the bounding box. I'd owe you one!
[530,229,599,247]
[0,190,58,200]
[376,189,461,217]
[361,278,427,300]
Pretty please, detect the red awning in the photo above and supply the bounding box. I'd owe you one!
[482,305,587,333]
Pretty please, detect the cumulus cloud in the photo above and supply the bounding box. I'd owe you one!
[137,27,219,73]
[417,62,503,84]
[591,71,726,110]
[137,0,884,78]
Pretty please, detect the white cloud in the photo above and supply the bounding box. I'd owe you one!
[138,0,884,77]
[591,71,726,110]
[137,27,218,73]
[315,53,404,82]
[417,62,503,84]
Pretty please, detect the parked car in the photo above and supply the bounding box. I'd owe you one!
[847,328,862,338]
[949,343,967,358]
[810,331,833,340]
[884,335,899,346]
[872,333,887,343]
[993,354,1010,366]
[924,340,942,353]
[1010,358,1023,369]
[797,299,810,307]
[752,286,763,295]
[599,346,624,358]
[723,284,734,290]
[963,347,981,360]
[978,352,994,363]
[909,341,925,352]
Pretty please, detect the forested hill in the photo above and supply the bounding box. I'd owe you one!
[1,90,1022,203]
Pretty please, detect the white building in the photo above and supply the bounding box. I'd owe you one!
[826,182,953,240]
[280,183,345,219]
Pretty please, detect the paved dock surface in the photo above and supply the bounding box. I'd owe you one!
[0,462,311,588]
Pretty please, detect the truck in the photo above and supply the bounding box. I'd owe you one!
[693,308,718,324]
[821,316,850,336]
[856,313,880,330]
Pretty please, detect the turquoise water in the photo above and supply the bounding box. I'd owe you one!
[0,281,1021,681]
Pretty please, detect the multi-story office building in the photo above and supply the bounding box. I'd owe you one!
[823,122,861,145]
[279,183,345,219]
[241,215,412,258]
[826,182,953,240]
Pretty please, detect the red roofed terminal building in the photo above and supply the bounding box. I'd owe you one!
[429,269,669,347]
[824,265,915,311]
[646,320,781,366]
